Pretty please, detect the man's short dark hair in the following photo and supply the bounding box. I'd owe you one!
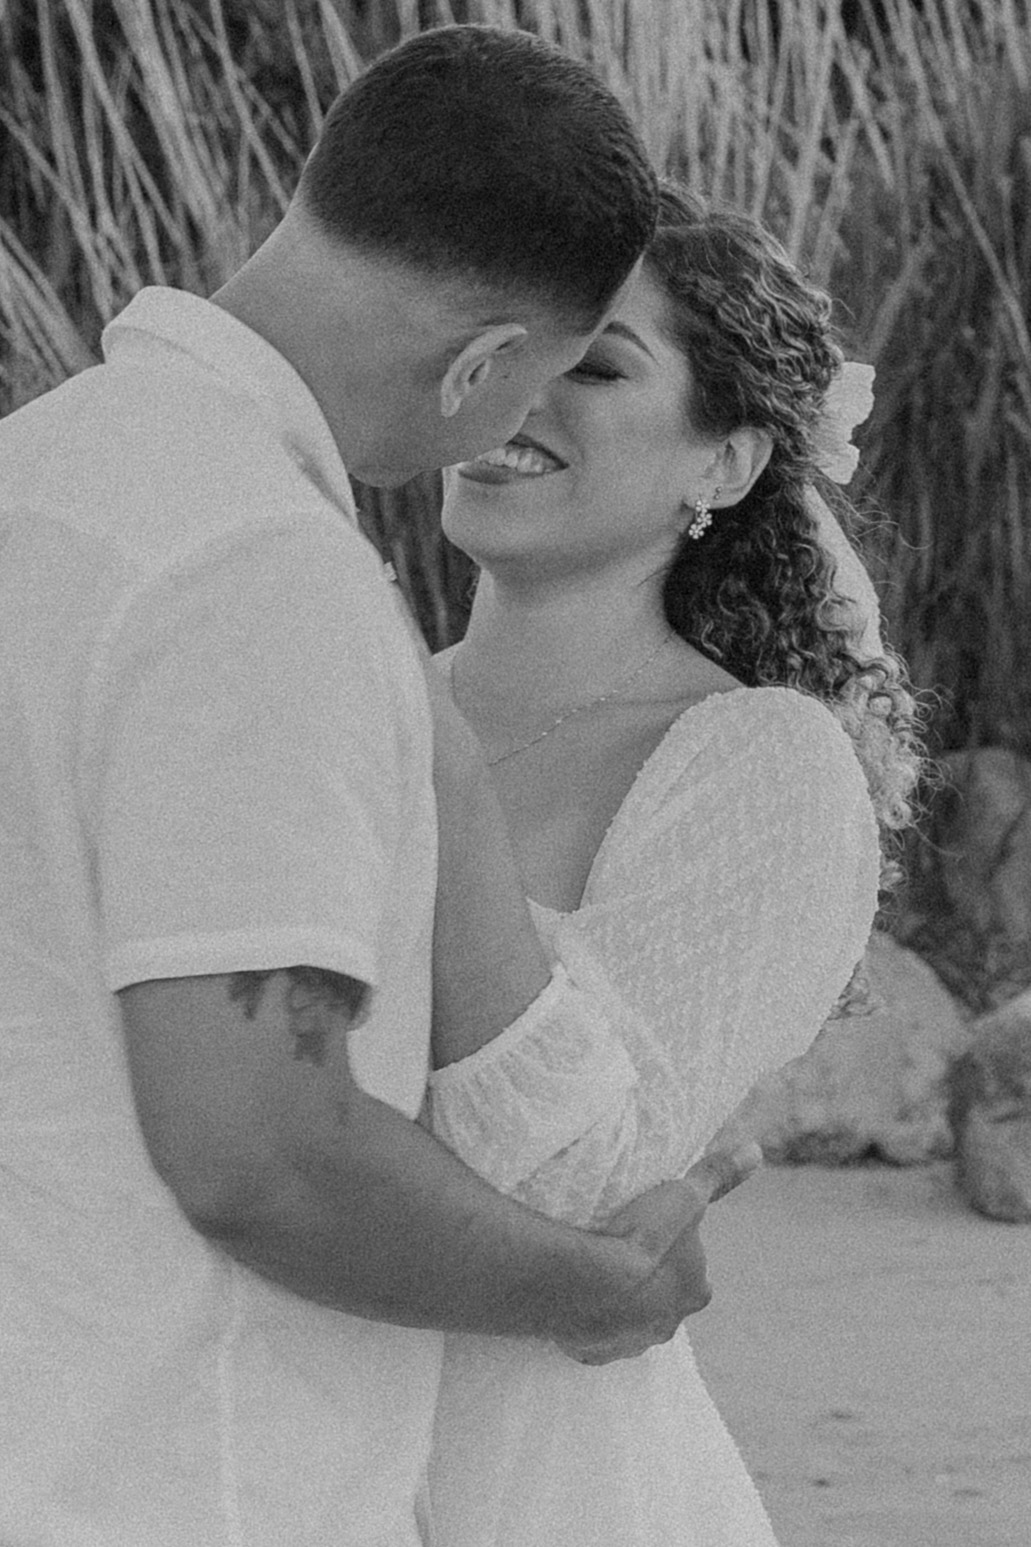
[297,26,657,330]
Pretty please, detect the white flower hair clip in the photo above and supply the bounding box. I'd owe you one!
[811,360,875,485]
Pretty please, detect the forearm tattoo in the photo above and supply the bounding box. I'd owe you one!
[227,966,367,1068]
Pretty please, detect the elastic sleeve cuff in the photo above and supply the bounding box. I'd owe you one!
[428,965,637,1194]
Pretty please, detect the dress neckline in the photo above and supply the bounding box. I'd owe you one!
[434,651,810,921]
[529,684,765,918]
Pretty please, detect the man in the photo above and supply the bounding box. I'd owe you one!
[0,25,755,1544]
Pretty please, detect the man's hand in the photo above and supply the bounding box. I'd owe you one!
[556,1142,763,1365]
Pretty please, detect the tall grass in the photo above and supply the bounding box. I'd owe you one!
[1,0,1029,755]
[832,0,1031,756]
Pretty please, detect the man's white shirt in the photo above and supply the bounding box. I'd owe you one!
[0,288,439,1545]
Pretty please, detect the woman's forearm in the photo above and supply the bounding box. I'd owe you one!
[432,750,551,1066]
[426,655,551,1067]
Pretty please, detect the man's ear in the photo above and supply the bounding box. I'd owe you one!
[439,323,528,420]
[711,426,774,508]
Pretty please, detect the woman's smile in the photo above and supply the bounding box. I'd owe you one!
[457,433,568,483]
[443,270,710,579]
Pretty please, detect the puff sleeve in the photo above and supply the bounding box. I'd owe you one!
[427,688,880,1226]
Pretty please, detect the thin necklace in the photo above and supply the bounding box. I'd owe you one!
[450,635,673,767]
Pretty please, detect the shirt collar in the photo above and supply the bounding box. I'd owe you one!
[102,286,357,521]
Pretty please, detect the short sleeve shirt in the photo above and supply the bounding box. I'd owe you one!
[0,289,440,1544]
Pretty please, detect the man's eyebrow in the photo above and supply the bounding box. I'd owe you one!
[602,320,655,359]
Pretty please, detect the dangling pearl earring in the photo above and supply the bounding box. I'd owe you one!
[687,485,722,541]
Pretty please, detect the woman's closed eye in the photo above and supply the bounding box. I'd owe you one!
[566,356,624,383]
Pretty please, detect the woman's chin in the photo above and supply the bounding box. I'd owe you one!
[441,511,537,573]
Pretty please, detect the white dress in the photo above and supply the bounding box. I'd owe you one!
[425,686,881,1547]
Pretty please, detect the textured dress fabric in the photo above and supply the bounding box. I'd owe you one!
[426,686,881,1546]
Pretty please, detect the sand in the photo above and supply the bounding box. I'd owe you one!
[688,1160,1031,1547]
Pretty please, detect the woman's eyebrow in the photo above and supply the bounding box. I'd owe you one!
[602,320,655,359]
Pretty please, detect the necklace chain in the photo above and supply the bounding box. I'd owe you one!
[450,636,672,767]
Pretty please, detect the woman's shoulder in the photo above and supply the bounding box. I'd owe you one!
[616,684,871,841]
[659,683,859,777]
[585,684,877,903]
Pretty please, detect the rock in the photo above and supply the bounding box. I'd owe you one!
[948,992,1031,1222]
[714,932,970,1165]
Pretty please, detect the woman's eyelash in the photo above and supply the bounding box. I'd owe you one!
[567,360,623,382]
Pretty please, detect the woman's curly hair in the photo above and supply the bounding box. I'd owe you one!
[648,183,924,892]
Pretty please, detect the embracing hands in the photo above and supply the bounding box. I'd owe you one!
[556,1142,764,1366]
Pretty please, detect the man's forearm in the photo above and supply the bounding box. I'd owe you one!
[123,971,646,1341]
[193,1072,636,1342]
[122,970,745,1361]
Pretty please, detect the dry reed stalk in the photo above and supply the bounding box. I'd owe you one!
[1,0,1029,710]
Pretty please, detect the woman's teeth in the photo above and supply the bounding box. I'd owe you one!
[474,442,560,475]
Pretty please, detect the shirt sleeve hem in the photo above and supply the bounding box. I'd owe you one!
[105,928,378,993]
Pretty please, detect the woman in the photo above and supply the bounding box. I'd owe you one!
[422,185,921,1545]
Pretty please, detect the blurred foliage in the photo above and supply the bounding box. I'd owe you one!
[1,0,1030,751]
[832,0,1031,757]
